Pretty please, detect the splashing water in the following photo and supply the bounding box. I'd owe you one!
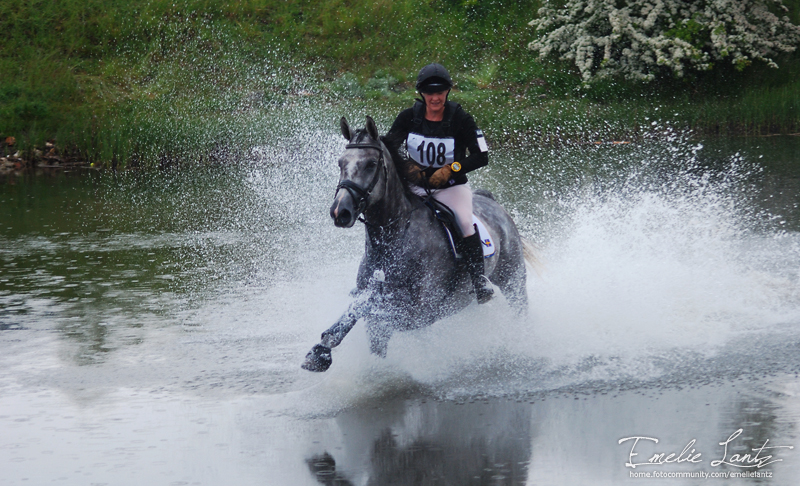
[2,115,800,412]
[282,132,800,408]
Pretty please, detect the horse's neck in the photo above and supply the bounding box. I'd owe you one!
[363,152,416,230]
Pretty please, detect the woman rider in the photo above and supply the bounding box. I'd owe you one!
[384,63,494,304]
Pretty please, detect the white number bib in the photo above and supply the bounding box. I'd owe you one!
[407,132,455,168]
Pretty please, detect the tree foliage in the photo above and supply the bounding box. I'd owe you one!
[528,0,800,83]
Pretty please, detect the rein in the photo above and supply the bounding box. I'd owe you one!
[335,141,386,219]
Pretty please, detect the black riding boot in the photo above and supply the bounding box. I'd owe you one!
[461,229,494,304]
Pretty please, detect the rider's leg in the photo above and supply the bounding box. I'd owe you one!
[430,184,475,237]
[433,185,493,303]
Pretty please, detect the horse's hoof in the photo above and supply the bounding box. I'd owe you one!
[301,344,332,372]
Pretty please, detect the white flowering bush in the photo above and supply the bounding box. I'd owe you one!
[529,0,800,83]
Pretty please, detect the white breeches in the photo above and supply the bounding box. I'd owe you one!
[411,183,475,237]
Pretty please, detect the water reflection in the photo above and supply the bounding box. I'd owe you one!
[307,399,532,486]
[0,229,187,364]
[1,165,333,364]
[307,453,356,485]
[301,378,799,485]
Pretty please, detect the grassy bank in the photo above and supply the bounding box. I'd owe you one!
[1,0,799,168]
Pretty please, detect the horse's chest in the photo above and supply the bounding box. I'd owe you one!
[365,223,456,295]
[372,248,454,294]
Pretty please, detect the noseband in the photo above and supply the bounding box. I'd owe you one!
[336,141,386,218]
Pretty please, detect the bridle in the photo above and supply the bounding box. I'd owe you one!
[335,141,386,219]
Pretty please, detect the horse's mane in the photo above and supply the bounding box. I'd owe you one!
[350,128,370,145]
[379,132,415,195]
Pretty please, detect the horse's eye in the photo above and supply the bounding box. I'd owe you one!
[365,160,377,169]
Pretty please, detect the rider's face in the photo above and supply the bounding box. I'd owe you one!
[421,90,449,116]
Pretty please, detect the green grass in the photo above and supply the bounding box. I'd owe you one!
[1,0,799,168]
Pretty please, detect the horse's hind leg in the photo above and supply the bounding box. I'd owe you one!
[494,259,529,316]
[501,280,528,316]
[504,275,529,316]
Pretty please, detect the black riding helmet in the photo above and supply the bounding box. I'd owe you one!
[416,63,453,94]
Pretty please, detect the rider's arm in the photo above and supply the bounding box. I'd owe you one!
[453,111,489,175]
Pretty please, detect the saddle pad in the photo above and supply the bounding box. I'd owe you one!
[442,215,496,259]
[473,215,496,258]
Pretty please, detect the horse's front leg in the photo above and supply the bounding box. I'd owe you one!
[365,317,393,358]
[301,295,371,372]
[364,301,423,358]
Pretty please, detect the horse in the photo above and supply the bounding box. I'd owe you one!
[302,116,531,372]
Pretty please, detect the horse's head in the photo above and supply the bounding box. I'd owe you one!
[330,116,387,228]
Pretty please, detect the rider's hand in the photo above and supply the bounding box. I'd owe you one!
[406,164,424,183]
[428,165,453,188]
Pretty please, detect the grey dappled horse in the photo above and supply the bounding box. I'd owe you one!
[302,116,530,372]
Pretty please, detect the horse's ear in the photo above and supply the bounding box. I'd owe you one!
[340,117,353,141]
[365,116,379,142]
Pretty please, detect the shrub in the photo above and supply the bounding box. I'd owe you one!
[528,0,800,83]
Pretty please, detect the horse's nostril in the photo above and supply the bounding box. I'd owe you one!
[335,209,352,227]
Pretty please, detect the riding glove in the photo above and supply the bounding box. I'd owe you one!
[427,165,453,188]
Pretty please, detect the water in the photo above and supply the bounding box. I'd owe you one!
[2,132,800,485]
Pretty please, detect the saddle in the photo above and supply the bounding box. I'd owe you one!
[422,196,496,260]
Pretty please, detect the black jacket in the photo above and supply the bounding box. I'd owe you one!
[385,100,489,187]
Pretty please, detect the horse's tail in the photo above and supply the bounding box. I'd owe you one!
[473,188,495,201]
[521,237,543,277]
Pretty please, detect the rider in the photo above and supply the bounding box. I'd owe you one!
[384,63,494,304]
